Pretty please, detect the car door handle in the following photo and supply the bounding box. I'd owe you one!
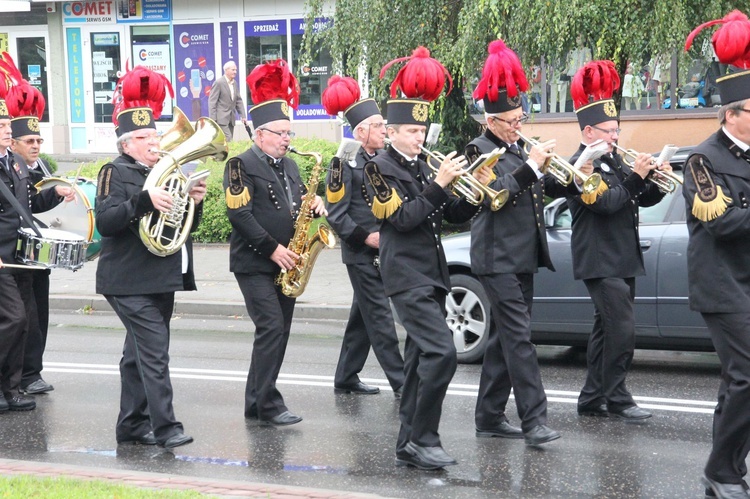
[640,240,652,250]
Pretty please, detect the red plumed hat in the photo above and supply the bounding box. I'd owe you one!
[380,46,452,101]
[685,10,750,105]
[0,52,45,134]
[246,59,300,127]
[111,63,174,137]
[473,39,528,114]
[321,75,380,128]
[0,51,24,119]
[571,60,620,129]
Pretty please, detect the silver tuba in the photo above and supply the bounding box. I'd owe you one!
[139,107,228,256]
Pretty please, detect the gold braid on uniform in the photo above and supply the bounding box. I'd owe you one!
[225,157,251,209]
[364,162,401,219]
[581,180,608,205]
[97,164,114,197]
[326,156,345,203]
[688,156,731,222]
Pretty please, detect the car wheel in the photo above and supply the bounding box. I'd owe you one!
[446,273,491,364]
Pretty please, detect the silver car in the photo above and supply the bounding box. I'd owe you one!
[440,150,712,363]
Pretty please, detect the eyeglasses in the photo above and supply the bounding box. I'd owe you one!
[592,125,622,135]
[736,108,750,115]
[263,129,296,139]
[132,134,158,141]
[17,138,44,145]
[490,113,529,127]
[364,122,386,129]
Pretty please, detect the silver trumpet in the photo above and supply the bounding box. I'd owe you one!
[612,143,683,193]
[516,131,604,198]
[419,144,509,211]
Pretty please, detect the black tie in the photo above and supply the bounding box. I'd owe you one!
[509,143,520,156]
[0,156,7,173]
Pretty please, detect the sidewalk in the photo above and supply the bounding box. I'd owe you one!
[49,244,354,321]
[0,459,391,498]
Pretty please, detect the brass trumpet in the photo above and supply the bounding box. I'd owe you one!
[612,143,683,193]
[516,131,603,199]
[419,145,509,211]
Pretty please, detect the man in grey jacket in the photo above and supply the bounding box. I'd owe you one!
[209,61,247,141]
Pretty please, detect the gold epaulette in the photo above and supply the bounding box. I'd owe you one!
[364,162,402,219]
[688,157,732,222]
[581,181,608,205]
[326,157,345,203]
[225,158,251,209]
[97,164,114,198]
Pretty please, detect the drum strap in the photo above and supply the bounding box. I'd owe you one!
[0,177,42,237]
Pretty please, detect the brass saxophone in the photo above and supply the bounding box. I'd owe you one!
[275,146,337,297]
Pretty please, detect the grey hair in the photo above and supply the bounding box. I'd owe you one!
[116,131,133,155]
[223,60,237,71]
[719,99,748,125]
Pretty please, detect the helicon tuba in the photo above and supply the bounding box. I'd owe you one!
[139,107,228,256]
[275,146,337,298]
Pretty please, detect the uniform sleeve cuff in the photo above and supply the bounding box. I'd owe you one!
[622,173,648,197]
[257,236,279,257]
[346,226,370,248]
[423,181,450,206]
[512,164,539,189]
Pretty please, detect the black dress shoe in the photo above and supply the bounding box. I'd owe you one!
[610,405,652,421]
[334,382,380,395]
[396,442,457,470]
[163,432,194,449]
[393,386,403,399]
[261,411,303,426]
[7,394,35,411]
[0,393,8,413]
[524,425,561,446]
[578,403,609,417]
[476,421,523,439]
[117,431,157,445]
[702,475,750,499]
[21,379,54,394]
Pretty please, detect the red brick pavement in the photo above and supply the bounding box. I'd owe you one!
[0,458,392,498]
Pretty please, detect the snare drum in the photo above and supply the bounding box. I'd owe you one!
[34,177,101,260]
[16,227,88,271]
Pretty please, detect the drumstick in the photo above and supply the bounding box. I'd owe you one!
[0,263,48,270]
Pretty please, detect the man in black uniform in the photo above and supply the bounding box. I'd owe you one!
[224,59,325,426]
[10,105,55,396]
[365,47,488,470]
[568,60,663,421]
[0,77,72,412]
[468,40,572,446]
[684,13,750,498]
[321,75,405,397]
[96,67,204,448]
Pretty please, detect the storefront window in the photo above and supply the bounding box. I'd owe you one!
[131,25,172,119]
[290,18,334,120]
[90,32,121,124]
[16,37,49,123]
[245,19,288,107]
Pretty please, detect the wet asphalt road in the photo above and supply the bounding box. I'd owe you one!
[0,311,723,498]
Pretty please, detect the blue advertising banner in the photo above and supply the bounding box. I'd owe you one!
[219,22,239,69]
[173,24,215,121]
[245,20,287,37]
[116,0,171,23]
[66,27,85,123]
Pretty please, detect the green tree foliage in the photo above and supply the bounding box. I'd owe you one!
[304,0,750,145]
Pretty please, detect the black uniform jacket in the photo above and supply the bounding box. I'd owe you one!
[568,144,664,281]
[95,154,200,295]
[325,148,381,265]
[364,146,478,297]
[466,131,575,275]
[224,145,304,275]
[0,152,62,274]
[683,129,750,313]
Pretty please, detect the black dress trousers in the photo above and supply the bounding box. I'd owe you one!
[0,272,33,397]
[334,261,405,390]
[235,272,296,420]
[476,273,547,432]
[22,269,51,385]
[391,285,456,450]
[106,293,184,444]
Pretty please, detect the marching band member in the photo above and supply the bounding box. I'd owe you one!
[95,66,204,448]
[569,60,663,421]
[365,47,487,470]
[0,55,71,413]
[224,59,324,426]
[321,75,405,398]
[684,11,750,498]
[467,40,572,446]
